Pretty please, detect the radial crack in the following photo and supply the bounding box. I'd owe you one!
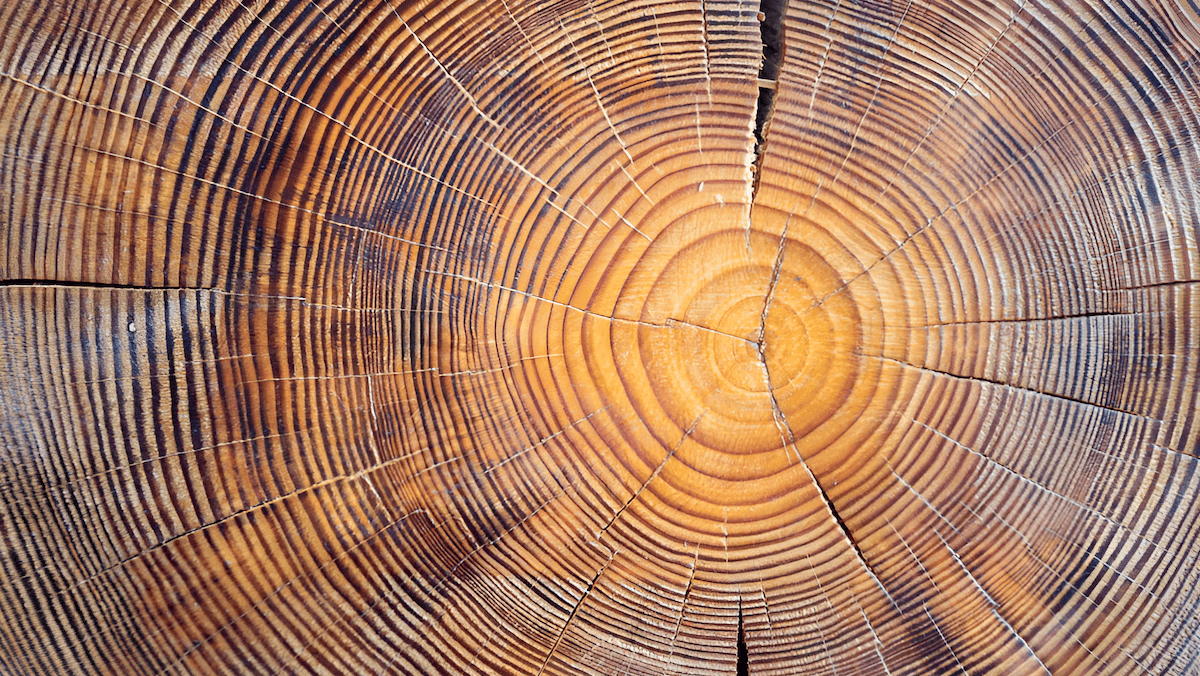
[597,415,701,540]
[536,553,616,676]
[878,355,1158,422]
[751,0,786,200]
[756,279,891,608]
[752,215,880,591]
[666,547,701,668]
[0,279,220,292]
[737,598,750,676]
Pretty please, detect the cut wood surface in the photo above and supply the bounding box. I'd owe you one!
[1,0,1199,674]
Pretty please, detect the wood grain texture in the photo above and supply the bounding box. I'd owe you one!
[1,0,1198,674]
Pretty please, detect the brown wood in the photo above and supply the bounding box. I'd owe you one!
[1,0,1198,674]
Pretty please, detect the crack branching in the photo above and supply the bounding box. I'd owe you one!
[751,0,786,199]
[756,249,884,601]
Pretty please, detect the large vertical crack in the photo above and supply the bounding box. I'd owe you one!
[737,599,750,676]
[742,0,894,637]
[749,1,887,607]
[751,0,786,200]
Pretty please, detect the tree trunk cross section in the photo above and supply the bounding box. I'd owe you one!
[0,1,1198,674]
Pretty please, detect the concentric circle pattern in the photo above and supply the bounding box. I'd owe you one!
[1,0,1199,674]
